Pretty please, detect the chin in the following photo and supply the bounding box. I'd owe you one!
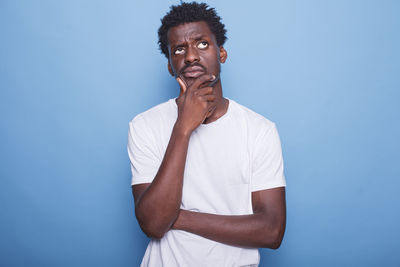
[184,78,197,88]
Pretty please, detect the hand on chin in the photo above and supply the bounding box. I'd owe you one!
[184,75,212,89]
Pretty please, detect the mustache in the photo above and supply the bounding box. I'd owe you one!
[179,63,206,75]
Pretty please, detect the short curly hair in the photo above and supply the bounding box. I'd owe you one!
[158,2,227,58]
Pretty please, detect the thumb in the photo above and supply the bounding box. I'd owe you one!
[176,76,187,94]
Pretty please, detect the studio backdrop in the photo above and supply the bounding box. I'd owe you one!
[1,0,399,266]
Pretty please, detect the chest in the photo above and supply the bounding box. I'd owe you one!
[185,126,250,186]
[181,125,253,214]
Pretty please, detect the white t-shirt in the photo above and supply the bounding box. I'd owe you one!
[128,98,286,267]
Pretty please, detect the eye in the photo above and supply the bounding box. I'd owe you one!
[197,41,208,49]
[174,47,185,55]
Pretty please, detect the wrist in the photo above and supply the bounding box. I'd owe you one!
[173,121,192,138]
[172,209,188,230]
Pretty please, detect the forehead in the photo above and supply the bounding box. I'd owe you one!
[167,21,215,45]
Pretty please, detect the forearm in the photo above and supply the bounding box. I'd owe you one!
[134,75,218,238]
[172,210,285,249]
[135,123,190,238]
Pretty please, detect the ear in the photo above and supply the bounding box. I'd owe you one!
[168,61,175,76]
[219,46,228,63]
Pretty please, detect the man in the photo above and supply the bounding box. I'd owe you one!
[128,2,286,266]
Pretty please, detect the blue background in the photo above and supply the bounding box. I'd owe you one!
[1,0,399,266]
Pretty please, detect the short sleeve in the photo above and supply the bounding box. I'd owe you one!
[127,116,161,185]
[251,123,286,192]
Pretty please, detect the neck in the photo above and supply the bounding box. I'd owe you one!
[202,80,228,124]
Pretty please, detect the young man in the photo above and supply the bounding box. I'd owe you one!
[128,2,286,266]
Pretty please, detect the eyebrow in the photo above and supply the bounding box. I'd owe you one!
[172,35,208,48]
[193,35,206,41]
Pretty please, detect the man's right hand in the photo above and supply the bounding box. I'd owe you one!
[175,74,217,135]
[133,75,217,239]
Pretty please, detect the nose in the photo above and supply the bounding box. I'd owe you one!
[184,45,199,64]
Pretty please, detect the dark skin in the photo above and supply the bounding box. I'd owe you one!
[132,21,286,248]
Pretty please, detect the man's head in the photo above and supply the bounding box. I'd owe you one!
[158,2,227,59]
[158,2,228,87]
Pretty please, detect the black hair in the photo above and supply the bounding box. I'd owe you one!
[158,2,227,58]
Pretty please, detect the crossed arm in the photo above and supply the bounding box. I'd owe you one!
[132,122,286,248]
[133,183,286,249]
[131,75,286,249]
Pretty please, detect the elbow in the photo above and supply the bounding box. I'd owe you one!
[272,226,285,249]
[269,233,283,249]
[135,207,168,239]
[141,225,166,239]
[261,224,285,249]
[137,217,167,239]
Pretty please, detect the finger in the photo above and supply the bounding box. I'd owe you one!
[197,86,213,96]
[176,76,187,94]
[189,74,216,91]
[207,74,220,87]
[198,79,214,89]
[201,94,216,102]
[199,74,219,89]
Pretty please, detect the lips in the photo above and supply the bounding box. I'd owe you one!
[182,65,205,78]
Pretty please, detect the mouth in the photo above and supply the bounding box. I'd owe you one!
[181,65,206,79]
[183,70,205,79]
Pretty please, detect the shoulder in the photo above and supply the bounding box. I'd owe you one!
[229,99,276,135]
[130,99,176,128]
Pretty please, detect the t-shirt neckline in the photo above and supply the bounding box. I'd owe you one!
[170,97,232,127]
